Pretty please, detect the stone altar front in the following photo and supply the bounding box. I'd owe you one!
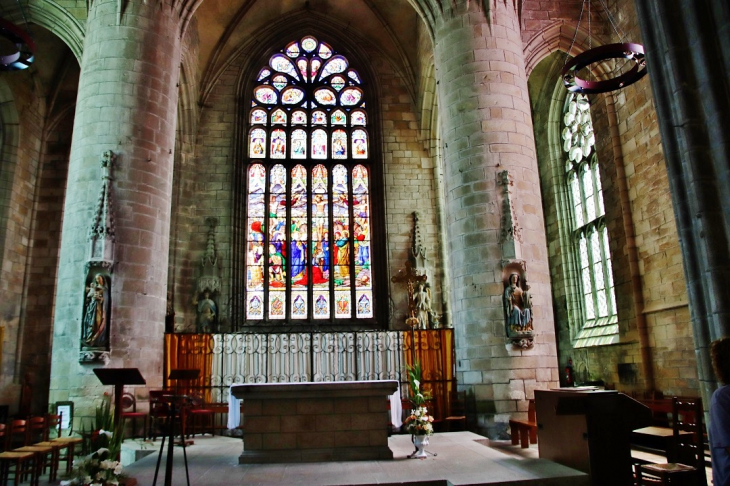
[231,380,398,463]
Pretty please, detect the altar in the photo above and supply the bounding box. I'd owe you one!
[231,380,398,463]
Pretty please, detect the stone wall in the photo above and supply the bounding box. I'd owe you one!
[170,20,443,332]
[527,0,697,397]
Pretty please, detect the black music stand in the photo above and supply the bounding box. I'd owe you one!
[167,369,200,395]
[92,368,146,430]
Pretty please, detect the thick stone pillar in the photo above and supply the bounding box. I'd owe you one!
[49,0,182,419]
[432,1,558,437]
[635,1,730,404]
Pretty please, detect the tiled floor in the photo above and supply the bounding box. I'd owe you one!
[115,432,588,486]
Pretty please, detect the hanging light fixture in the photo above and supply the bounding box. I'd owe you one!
[561,0,647,94]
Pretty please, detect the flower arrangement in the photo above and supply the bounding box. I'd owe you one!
[61,442,125,486]
[62,395,126,486]
[404,405,434,436]
[404,361,435,436]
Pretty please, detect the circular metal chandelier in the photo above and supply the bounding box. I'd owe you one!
[0,17,35,71]
[561,43,647,94]
[561,0,647,94]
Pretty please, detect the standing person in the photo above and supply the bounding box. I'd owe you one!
[710,337,730,486]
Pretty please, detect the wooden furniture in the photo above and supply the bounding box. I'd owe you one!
[120,392,148,440]
[0,450,37,486]
[187,395,215,438]
[232,380,398,463]
[509,398,537,448]
[92,368,146,432]
[443,391,467,432]
[535,389,651,486]
[635,397,706,486]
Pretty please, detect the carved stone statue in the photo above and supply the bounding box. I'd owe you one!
[503,272,533,335]
[82,273,110,347]
[193,290,217,332]
[414,282,432,330]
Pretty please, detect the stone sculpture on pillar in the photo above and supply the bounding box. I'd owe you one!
[502,261,534,349]
[80,151,116,363]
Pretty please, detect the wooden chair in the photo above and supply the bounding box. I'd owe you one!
[121,391,148,440]
[635,397,706,486]
[443,390,466,432]
[48,413,83,477]
[509,399,537,448]
[187,394,215,438]
[0,419,41,485]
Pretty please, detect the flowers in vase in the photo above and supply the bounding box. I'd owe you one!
[404,406,434,436]
[60,445,125,486]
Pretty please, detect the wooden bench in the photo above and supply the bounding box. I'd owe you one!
[509,399,537,448]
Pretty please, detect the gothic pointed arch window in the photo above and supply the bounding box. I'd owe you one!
[241,36,376,325]
[562,93,618,345]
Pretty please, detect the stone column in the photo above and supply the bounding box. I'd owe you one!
[635,0,730,404]
[432,1,558,437]
[49,0,182,418]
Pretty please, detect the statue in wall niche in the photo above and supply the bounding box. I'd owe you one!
[82,273,110,347]
[503,272,533,336]
[193,290,217,332]
[414,282,433,330]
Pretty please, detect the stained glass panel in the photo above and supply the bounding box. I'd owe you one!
[347,70,361,83]
[314,88,337,105]
[254,86,277,104]
[331,76,345,91]
[297,58,308,82]
[286,42,300,58]
[270,54,299,80]
[312,129,327,159]
[335,292,351,318]
[246,165,266,295]
[351,111,366,126]
[282,87,305,105]
[583,168,596,222]
[247,293,264,319]
[291,292,307,319]
[269,292,285,319]
[332,130,347,159]
[270,129,286,159]
[290,111,306,125]
[333,165,350,292]
[320,56,348,80]
[318,43,332,59]
[331,110,346,125]
[271,109,287,125]
[353,165,368,193]
[301,36,317,52]
[311,59,321,81]
[251,109,267,124]
[272,75,288,90]
[356,291,373,318]
[249,129,266,158]
[257,68,271,81]
[313,291,330,319]
[352,129,368,158]
[312,111,327,125]
[340,88,362,106]
[291,129,307,159]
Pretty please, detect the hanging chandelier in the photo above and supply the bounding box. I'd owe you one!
[0,17,35,71]
[561,0,647,94]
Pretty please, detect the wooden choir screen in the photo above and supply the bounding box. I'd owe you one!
[164,329,456,422]
[164,333,215,403]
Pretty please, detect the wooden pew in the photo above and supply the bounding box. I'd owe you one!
[509,399,537,448]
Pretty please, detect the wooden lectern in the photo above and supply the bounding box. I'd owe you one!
[535,388,651,486]
[92,368,146,431]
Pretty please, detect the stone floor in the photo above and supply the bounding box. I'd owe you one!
[114,432,589,486]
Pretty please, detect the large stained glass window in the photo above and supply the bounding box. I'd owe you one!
[563,93,617,342]
[245,36,373,322]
